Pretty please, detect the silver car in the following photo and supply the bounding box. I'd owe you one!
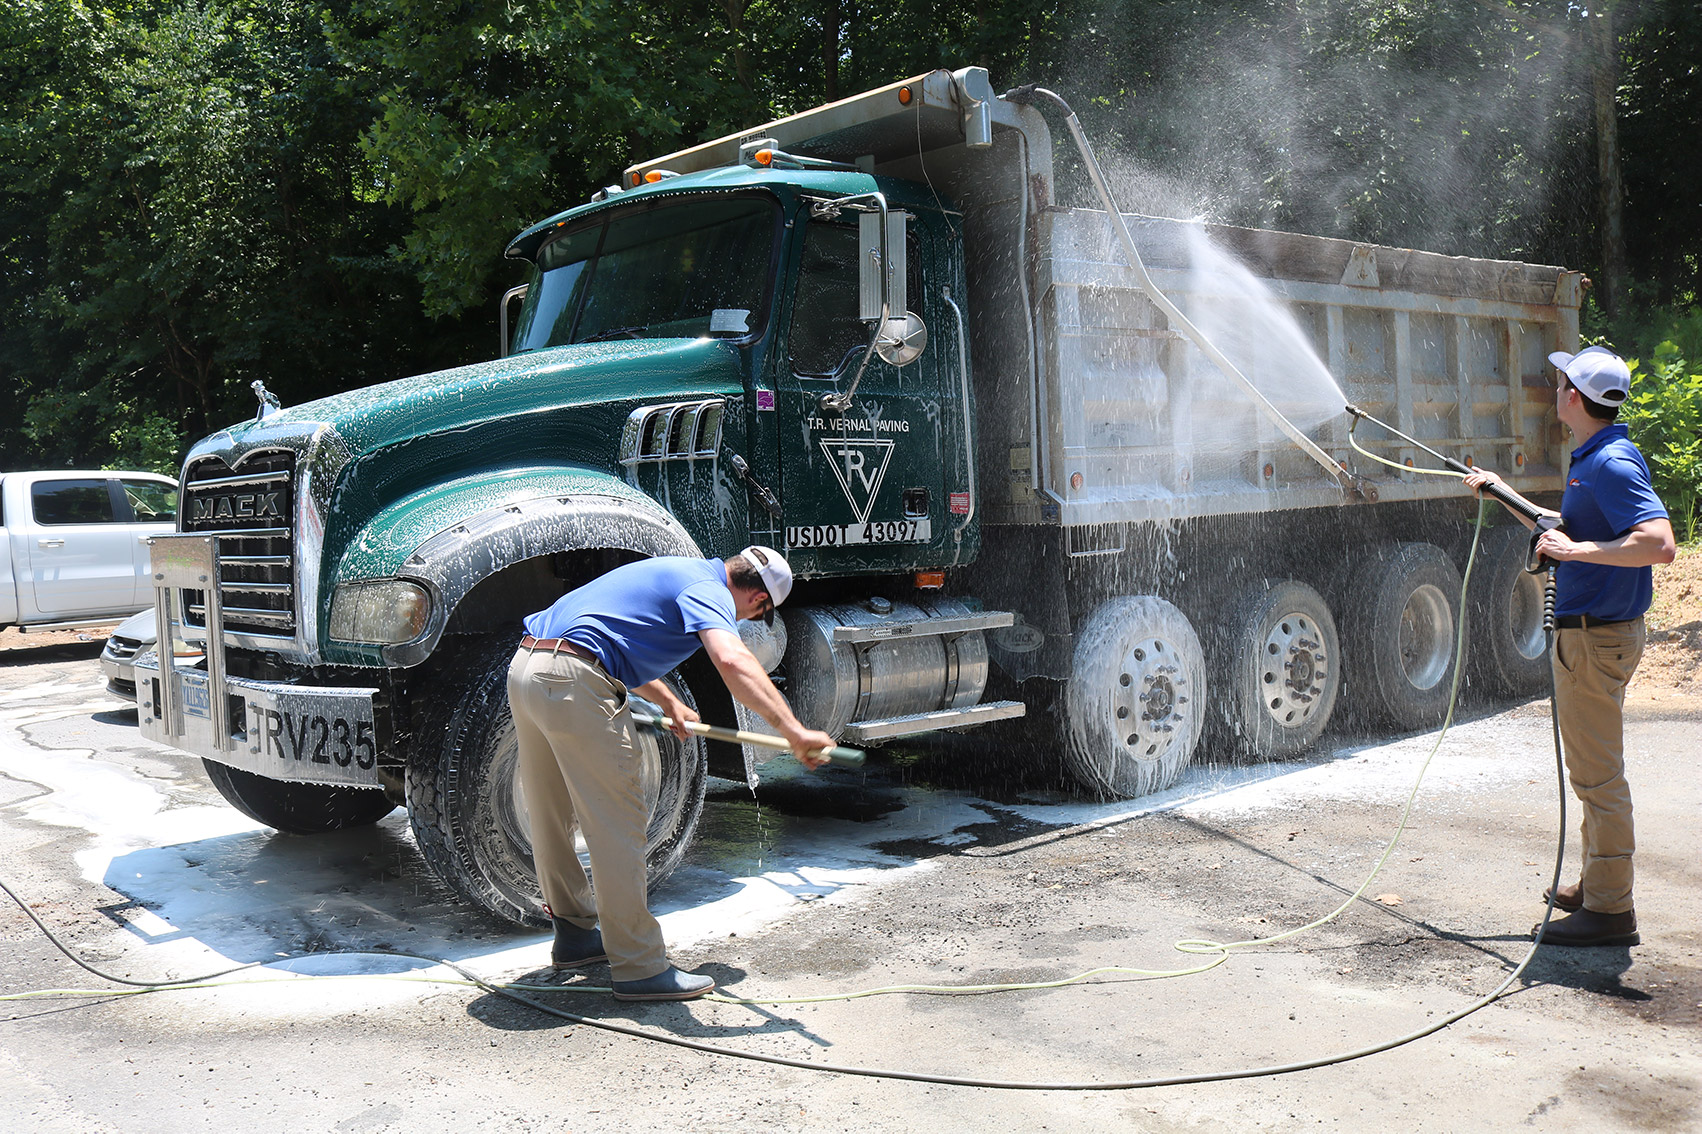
[101,609,202,702]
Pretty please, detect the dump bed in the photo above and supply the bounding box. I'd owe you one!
[1000,211,1582,527]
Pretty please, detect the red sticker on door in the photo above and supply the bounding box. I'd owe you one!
[949,492,971,515]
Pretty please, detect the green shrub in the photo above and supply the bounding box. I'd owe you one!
[1623,342,1702,544]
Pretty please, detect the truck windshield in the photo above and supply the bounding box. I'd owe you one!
[511,195,780,353]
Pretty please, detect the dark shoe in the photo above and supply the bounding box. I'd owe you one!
[1541,881,1583,913]
[1533,908,1639,948]
[612,965,715,1001]
[550,919,607,970]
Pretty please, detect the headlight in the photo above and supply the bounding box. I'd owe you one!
[329,580,433,644]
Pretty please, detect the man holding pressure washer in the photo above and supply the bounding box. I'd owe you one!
[1464,346,1676,948]
[510,547,835,1000]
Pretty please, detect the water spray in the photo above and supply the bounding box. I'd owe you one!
[1003,84,1354,492]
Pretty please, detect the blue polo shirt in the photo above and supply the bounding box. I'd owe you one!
[1555,424,1667,621]
[523,557,738,688]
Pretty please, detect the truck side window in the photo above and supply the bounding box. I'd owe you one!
[32,480,117,525]
[791,222,925,378]
[121,480,177,523]
[791,224,863,377]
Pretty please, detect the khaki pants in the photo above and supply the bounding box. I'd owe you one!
[507,646,668,981]
[1551,618,1645,916]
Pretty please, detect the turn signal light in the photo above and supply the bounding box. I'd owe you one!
[754,149,774,166]
[898,86,914,106]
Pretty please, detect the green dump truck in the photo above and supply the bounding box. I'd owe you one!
[136,68,1580,925]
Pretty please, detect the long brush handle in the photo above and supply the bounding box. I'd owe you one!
[630,712,865,768]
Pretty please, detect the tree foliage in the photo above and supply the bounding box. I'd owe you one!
[0,0,1695,471]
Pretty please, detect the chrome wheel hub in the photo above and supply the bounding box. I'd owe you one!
[1399,583,1454,691]
[1112,636,1193,762]
[1259,612,1331,727]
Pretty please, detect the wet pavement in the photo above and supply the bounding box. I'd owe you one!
[1,642,1698,1131]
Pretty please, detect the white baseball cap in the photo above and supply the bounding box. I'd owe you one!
[738,545,792,620]
[1548,346,1630,406]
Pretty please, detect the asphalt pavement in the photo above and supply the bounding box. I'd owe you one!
[1,640,1697,1132]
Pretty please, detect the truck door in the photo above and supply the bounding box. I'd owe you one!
[777,211,963,574]
[22,477,137,619]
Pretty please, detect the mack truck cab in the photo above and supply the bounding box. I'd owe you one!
[138,70,1028,926]
[137,67,1575,927]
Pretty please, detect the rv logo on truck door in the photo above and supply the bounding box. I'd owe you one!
[819,438,894,524]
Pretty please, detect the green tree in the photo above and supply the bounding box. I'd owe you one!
[0,0,472,470]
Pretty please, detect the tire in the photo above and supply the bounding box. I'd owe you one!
[1213,579,1341,759]
[1341,542,1464,729]
[201,759,396,834]
[1064,596,1207,799]
[1465,525,1550,698]
[406,635,708,928]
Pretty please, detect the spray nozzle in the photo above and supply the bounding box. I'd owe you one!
[1343,402,1367,421]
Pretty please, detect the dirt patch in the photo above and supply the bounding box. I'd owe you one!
[1629,543,1702,704]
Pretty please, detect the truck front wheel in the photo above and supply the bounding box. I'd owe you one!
[1063,596,1207,799]
[406,635,708,927]
[202,760,397,834]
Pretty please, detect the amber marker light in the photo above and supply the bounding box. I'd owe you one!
[753,149,774,166]
[915,571,944,590]
[898,86,913,106]
[644,170,665,183]
[1262,463,1274,479]
[628,173,641,187]
[1070,472,1084,490]
[1515,452,1527,467]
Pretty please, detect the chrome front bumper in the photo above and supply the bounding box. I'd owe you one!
[138,531,381,788]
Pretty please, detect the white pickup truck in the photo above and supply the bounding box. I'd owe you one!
[0,471,180,631]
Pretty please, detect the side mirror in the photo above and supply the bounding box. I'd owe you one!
[499,283,529,357]
[858,210,906,325]
[876,312,927,366]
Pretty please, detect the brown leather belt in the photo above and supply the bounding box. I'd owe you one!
[520,635,600,664]
[1553,614,1634,630]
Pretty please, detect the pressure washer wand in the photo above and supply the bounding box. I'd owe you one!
[1343,402,1563,572]
[1342,403,1554,526]
[630,712,866,768]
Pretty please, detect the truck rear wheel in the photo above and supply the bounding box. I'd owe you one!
[1214,580,1340,759]
[1342,542,1463,729]
[406,635,707,927]
[1466,525,1550,698]
[1064,596,1207,799]
[201,760,397,834]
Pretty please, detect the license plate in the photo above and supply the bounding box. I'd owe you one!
[246,702,378,771]
[786,519,931,549]
[181,676,211,719]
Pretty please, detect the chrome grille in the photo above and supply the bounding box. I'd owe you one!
[180,450,296,637]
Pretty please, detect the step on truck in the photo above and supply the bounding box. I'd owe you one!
[136,68,1578,925]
